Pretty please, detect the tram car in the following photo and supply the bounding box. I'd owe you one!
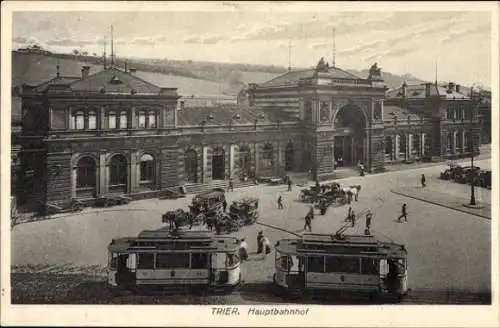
[107,228,242,294]
[273,232,408,302]
[229,197,260,225]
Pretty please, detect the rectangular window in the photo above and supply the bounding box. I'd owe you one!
[138,112,146,128]
[137,253,155,269]
[325,256,360,274]
[412,134,420,155]
[75,113,84,130]
[191,253,208,269]
[108,112,116,129]
[156,253,190,268]
[88,112,97,130]
[361,258,379,274]
[307,256,324,273]
[119,112,128,129]
[148,112,156,128]
[385,136,393,155]
[446,133,452,152]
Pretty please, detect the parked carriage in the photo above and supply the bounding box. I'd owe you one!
[107,229,242,294]
[190,190,225,217]
[162,209,196,230]
[229,197,259,225]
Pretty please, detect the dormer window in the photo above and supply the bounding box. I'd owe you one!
[109,75,123,85]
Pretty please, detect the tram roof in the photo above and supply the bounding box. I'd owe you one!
[108,229,240,253]
[276,234,407,258]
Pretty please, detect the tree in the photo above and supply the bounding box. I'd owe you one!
[82,51,88,56]
[73,49,79,56]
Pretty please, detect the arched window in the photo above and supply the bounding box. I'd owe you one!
[139,154,155,183]
[185,150,198,183]
[108,111,117,129]
[88,111,97,130]
[148,112,156,128]
[138,111,146,128]
[263,143,273,168]
[399,134,406,156]
[109,154,127,193]
[73,111,84,130]
[119,111,128,129]
[76,156,96,198]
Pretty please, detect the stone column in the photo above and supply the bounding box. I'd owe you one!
[407,134,412,159]
[351,138,355,164]
[394,135,399,160]
[276,140,282,176]
[100,107,106,130]
[202,145,208,183]
[452,131,457,154]
[229,144,235,179]
[71,165,77,198]
[99,152,107,195]
[461,131,465,153]
[254,143,260,176]
[130,107,136,129]
[129,151,137,193]
[65,107,71,130]
[421,133,425,156]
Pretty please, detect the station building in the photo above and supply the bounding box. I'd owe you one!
[17,58,481,207]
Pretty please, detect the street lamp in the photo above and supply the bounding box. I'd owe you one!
[468,108,476,206]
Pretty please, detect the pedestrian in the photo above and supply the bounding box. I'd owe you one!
[228,178,234,192]
[215,216,222,234]
[287,178,292,192]
[277,195,284,209]
[222,199,228,213]
[346,206,353,222]
[365,210,373,235]
[239,237,248,261]
[257,231,264,254]
[421,174,426,188]
[262,236,272,256]
[398,203,408,222]
[304,206,313,232]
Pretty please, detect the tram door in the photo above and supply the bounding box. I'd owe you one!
[380,258,407,295]
[210,253,228,285]
[116,253,137,287]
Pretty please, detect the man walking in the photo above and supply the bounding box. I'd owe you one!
[398,203,408,222]
[365,211,373,235]
[277,195,284,209]
[222,199,228,213]
[304,206,314,232]
[287,178,292,192]
[421,174,426,188]
[228,178,234,192]
[257,231,264,254]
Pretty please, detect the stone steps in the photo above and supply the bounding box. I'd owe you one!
[184,180,257,195]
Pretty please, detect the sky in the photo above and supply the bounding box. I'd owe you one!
[11,3,493,87]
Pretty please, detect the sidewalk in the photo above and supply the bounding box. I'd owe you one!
[391,186,491,220]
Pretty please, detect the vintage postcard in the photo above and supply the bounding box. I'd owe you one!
[1,1,499,327]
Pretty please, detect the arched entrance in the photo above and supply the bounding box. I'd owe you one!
[185,149,198,183]
[75,156,97,198]
[238,145,251,178]
[139,153,155,190]
[212,147,225,180]
[285,142,294,171]
[108,154,128,194]
[333,103,367,166]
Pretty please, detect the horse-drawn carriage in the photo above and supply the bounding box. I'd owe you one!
[162,209,197,230]
[300,183,361,208]
[189,190,225,217]
[229,197,259,226]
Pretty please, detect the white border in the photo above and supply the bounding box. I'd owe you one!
[1,2,499,327]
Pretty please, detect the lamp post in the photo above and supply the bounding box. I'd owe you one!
[469,108,476,206]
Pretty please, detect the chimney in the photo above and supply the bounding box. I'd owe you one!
[81,66,90,79]
[425,83,431,98]
[129,68,137,75]
[448,82,455,93]
[455,84,461,93]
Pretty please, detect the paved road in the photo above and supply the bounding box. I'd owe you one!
[11,158,492,303]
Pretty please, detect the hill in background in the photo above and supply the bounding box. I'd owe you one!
[12,50,427,97]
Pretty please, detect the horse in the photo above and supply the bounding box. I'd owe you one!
[341,185,362,202]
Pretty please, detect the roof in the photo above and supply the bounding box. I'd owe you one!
[383,105,423,121]
[386,83,470,100]
[177,105,299,126]
[258,66,362,88]
[26,66,178,96]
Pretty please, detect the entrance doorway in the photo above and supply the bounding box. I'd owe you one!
[285,142,294,171]
[239,146,251,178]
[212,147,225,180]
[333,103,367,166]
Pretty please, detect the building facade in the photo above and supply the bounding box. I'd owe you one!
[18,59,481,207]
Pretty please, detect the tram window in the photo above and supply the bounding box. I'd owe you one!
[137,253,155,269]
[126,254,137,270]
[156,253,190,268]
[360,258,379,274]
[109,252,118,269]
[325,257,360,273]
[191,253,208,269]
[307,256,325,273]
